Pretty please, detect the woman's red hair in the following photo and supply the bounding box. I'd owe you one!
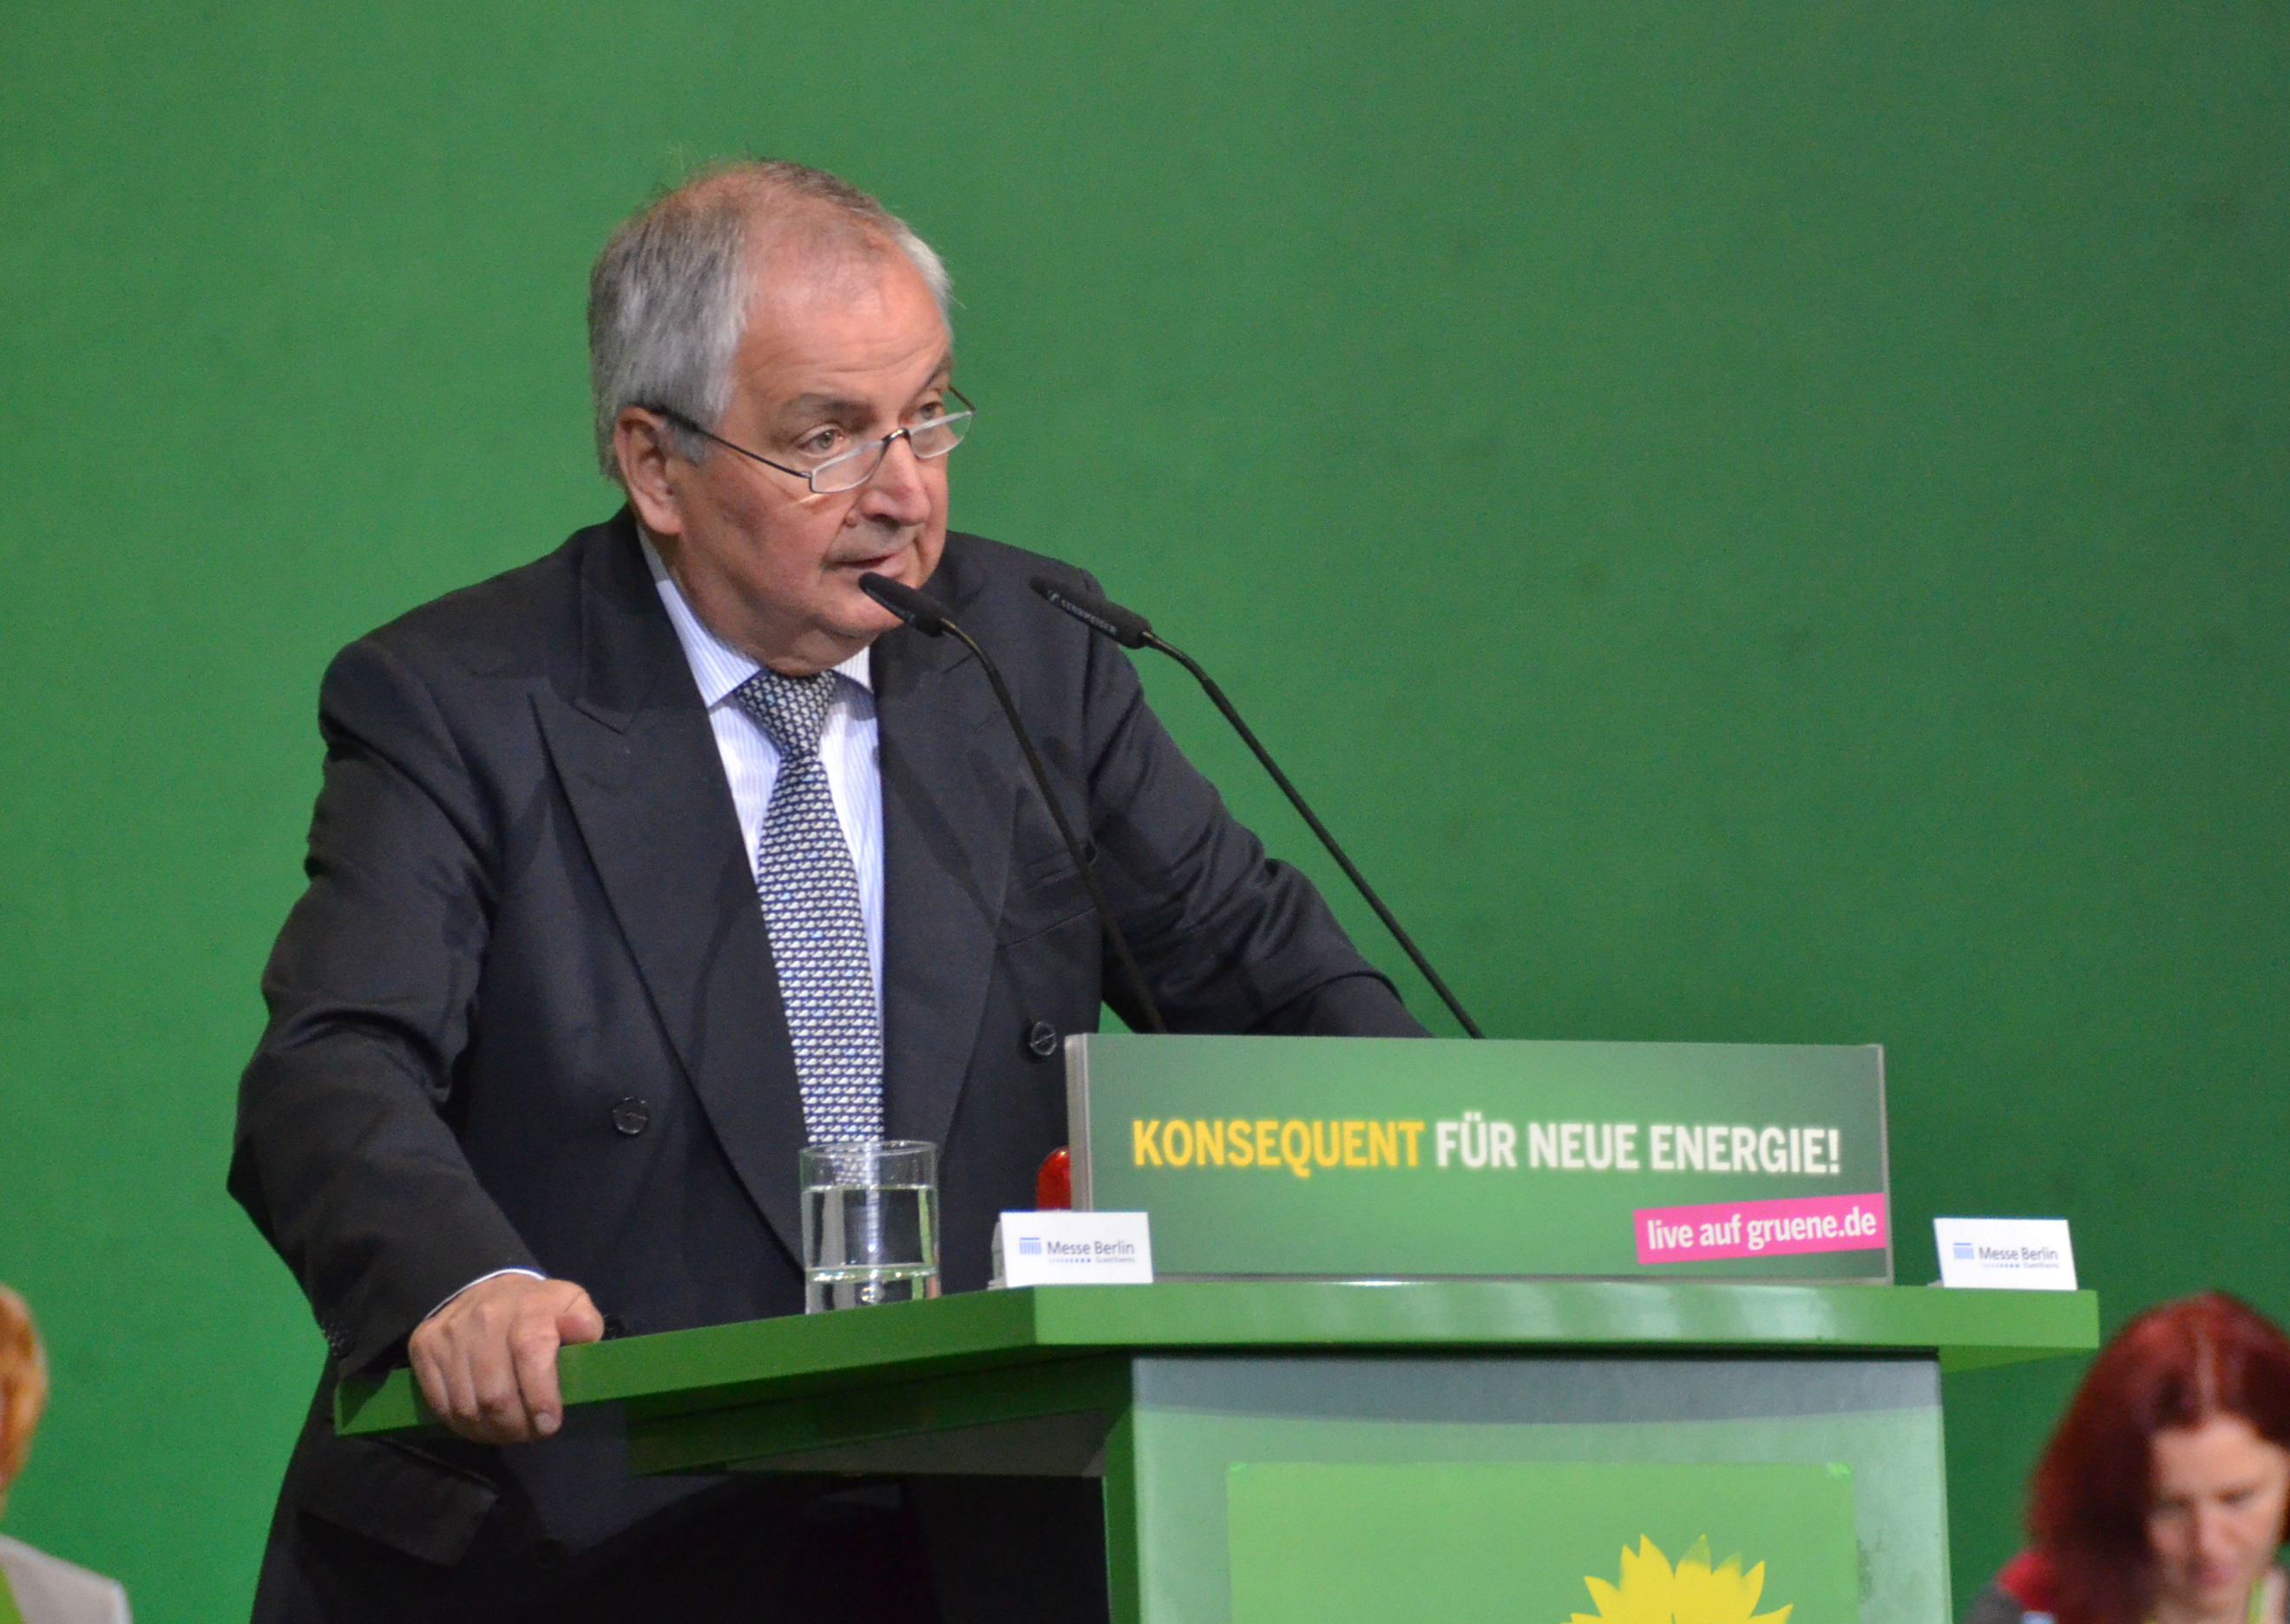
[2025,1292,2290,1624]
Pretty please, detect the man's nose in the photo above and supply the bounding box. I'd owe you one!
[853,434,932,523]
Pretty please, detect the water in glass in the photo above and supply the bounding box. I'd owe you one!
[802,1179,938,1312]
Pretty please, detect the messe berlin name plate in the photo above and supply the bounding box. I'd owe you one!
[1066,1035,1890,1283]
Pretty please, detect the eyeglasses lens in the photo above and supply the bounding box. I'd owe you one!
[809,410,974,493]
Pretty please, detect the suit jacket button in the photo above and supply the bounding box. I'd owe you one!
[1027,1021,1060,1059]
[611,1097,651,1136]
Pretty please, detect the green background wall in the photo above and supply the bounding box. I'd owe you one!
[2,4,2282,1617]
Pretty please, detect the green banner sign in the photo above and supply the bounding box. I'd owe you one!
[1066,1035,1889,1282]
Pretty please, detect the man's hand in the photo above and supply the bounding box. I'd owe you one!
[407,1274,604,1444]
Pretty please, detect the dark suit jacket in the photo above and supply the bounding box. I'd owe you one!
[231,510,1422,1577]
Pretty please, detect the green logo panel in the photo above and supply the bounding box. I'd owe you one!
[1228,1460,1860,1623]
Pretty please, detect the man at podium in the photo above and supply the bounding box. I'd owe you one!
[229,160,1421,1622]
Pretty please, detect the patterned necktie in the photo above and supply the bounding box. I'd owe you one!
[730,667,883,1143]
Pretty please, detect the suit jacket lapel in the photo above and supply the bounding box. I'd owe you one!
[533,515,810,1265]
[873,619,1014,1155]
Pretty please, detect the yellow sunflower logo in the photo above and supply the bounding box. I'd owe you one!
[1569,1535,1792,1624]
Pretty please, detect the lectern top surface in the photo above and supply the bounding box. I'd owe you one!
[336,1280,2096,1438]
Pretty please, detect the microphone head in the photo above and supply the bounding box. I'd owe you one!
[1029,576,1153,649]
[860,573,949,636]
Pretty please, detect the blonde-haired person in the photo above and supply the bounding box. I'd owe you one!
[0,1287,130,1624]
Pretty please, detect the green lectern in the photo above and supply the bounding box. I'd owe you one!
[342,1280,2093,1622]
[341,1038,2096,1621]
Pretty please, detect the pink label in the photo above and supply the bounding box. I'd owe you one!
[1635,1192,1888,1265]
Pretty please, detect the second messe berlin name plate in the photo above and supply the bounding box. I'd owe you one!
[1066,1034,1889,1283]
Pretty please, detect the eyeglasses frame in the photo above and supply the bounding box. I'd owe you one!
[640,385,975,494]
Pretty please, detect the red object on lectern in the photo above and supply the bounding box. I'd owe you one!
[1035,1147,1072,1209]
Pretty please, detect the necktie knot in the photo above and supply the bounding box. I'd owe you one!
[732,667,837,758]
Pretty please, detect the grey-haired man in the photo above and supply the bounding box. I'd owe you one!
[232,160,1421,1622]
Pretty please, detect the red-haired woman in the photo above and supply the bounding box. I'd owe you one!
[1965,1292,2290,1624]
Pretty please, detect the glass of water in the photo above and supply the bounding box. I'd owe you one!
[798,1139,940,1313]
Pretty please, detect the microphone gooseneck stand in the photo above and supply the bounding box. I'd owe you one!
[1031,576,1486,1040]
[858,573,1169,1035]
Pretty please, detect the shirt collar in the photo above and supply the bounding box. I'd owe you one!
[640,530,873,706]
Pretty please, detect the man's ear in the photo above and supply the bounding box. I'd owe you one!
[614,409,687,536]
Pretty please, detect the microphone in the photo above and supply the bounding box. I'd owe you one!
[860,573,1168,1036]
[1030,575,1486,1039]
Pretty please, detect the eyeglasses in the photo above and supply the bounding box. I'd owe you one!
[645,386,975,494]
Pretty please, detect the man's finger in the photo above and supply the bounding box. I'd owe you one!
[465,1320,534,1441]
[510,1318,564,1437]
[433,1344,482,1437]
[556,1287,606,1346]
[410,1341,453,1425]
